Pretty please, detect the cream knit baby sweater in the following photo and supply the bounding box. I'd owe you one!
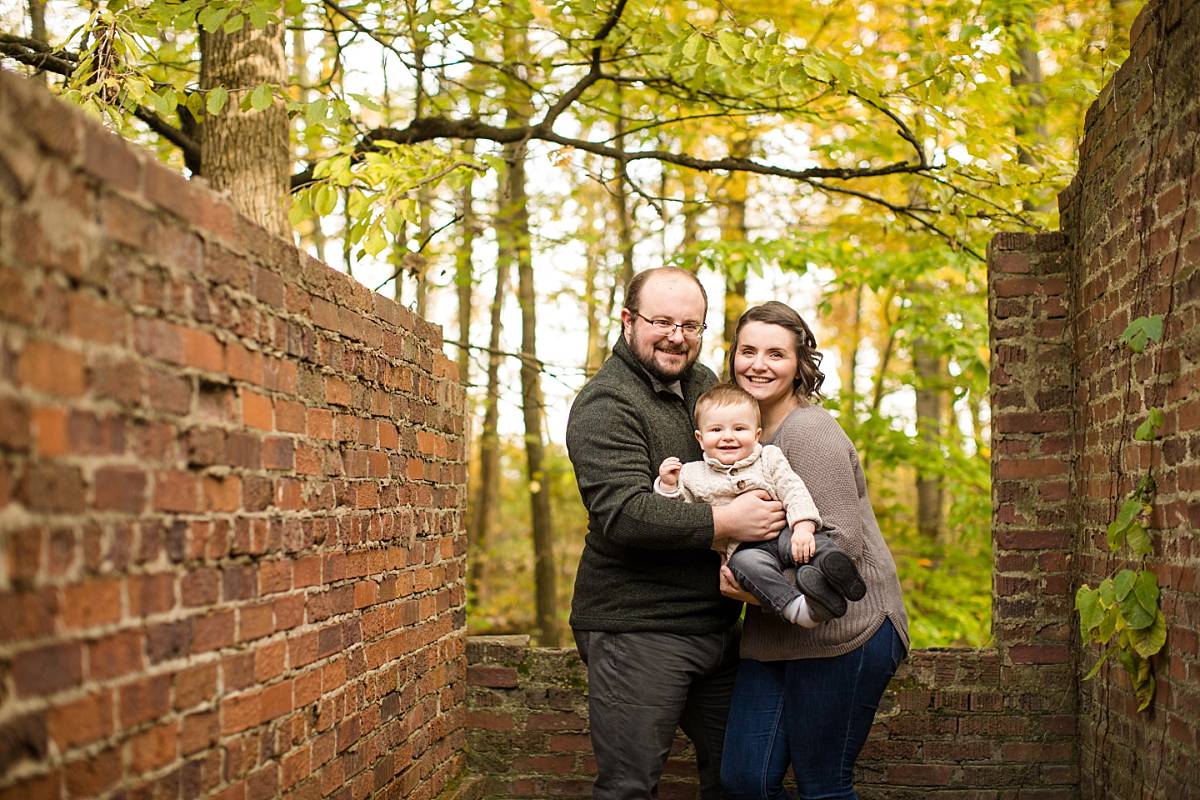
[655,443,822,559]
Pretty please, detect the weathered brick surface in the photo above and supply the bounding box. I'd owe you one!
[463,0,1199,797]
[1060,0,1200,796]
[0,70,469,799]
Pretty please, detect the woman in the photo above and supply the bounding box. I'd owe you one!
[719,301,910,800]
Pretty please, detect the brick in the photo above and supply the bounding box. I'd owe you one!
[94,466,147,512]
[154,470,201,513]
[129,721,177,773]
[32,405,67,456]
[61,578,122,630]
[175,662,218,709]
[242,389,274,431]
[182,327,225,372]
[13,642,82,696]
[118,674,171,729]
[49,690,112,750]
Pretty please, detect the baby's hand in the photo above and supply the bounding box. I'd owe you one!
[791,520,817,564]
[658,457,683,489]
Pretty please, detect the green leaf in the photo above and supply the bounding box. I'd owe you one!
[206,86,228,116]
[1128,609,1167,658]
[250,83,272,112]
[1126,523,1152,558]
[197,5,230,31]
[1134,673,1156,711]
[1134,408,1164,441]
[314,184,337,216]
[1133,569,1160,612]
[223,13,245,34]
[1082,644,1113,680]
[1118,570,1158,630]
[1075,585,1103,632]
[1113,569,1136,601]
[1098,606,1119,642]
[717,31,742,60]
[1119,315,1164,353]
[306,98,328,126]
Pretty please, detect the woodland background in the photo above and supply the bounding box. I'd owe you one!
[0,0,1142,648]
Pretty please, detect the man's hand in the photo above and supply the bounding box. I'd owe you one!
[658,457,682,490]
[719,565,760,604]
[712,490,785,545]
[791,520,816,564]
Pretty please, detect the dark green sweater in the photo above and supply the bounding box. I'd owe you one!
[566,336,741,633]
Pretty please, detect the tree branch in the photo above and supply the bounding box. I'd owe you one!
[1,32,201,170]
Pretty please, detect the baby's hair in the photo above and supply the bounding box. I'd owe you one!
[694,383,761,428]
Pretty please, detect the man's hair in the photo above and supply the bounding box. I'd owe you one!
[623,267,708,314]
[694,383,761,428]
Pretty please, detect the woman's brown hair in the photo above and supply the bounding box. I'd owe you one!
[726,301,826,400]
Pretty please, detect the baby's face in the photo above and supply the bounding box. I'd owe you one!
[695,403,761,465]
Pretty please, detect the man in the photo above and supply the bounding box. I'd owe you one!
[566,267,786,799]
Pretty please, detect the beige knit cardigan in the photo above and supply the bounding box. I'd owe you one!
[740,404,911,661]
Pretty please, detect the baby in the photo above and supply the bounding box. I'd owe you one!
[656,383,865,627]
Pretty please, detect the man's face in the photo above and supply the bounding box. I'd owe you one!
[621,274,707,382]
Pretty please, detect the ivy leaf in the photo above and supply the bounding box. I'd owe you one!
[1126,522,1152,558]
[1134,674,1156,711]
[1127,609,1167,658]
[1075,585,1103,632]
[206,86,228,116]
[1098,605,1119,642]
[1097,577,1115,606]
[1083,644,1113,680]
[1133,569,1160,613]
[1113,569,1136,602]
[1118,570,1158,630]
[1119,314,1164,353]
[314,184,337,216]
[1134,408,1164,441]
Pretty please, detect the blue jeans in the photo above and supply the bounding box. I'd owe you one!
[719,618,906,800]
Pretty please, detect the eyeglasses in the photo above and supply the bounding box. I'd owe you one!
[634,312,707,339]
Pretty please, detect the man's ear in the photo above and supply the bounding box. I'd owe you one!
[619,307,634,340]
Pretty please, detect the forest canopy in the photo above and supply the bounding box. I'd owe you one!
[1,0,1142,646]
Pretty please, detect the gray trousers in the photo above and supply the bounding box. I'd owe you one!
[574,626,739,800]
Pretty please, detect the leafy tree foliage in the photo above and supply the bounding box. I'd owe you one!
[1,0,1142,646]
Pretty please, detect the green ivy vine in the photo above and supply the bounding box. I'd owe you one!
[1074,314,1167,711]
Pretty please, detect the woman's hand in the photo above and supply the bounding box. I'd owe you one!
[719,565,760,605]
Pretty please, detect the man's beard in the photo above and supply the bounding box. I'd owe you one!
[629,328,695,382]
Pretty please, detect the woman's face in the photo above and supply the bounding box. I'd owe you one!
[732,321,800,408]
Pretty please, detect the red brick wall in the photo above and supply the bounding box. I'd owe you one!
[1059,0,1200,795]
[0,71,469,799]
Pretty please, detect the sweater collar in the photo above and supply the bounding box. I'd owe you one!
[702,442,763,472]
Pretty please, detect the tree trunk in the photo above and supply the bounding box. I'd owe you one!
[720,139,751,360]
[500,19,558,647]
[467,260,507,604]
[1009,11,1052,212]
[199,8,290,237]
[455,139,477,384]
[913,335,945,541]
[613,87,636,292]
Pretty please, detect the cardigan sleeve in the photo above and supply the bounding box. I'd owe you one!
[761,445,822,528]
[772,411,866,562]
